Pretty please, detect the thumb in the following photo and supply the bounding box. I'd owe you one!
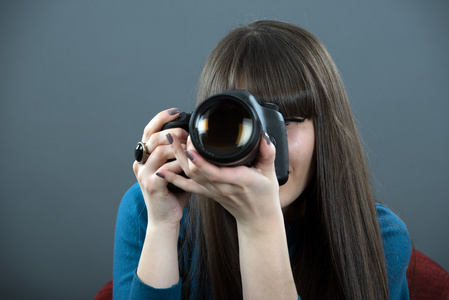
[253,132,277,175]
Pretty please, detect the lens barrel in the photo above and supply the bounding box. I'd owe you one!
[160,89,289,187]
[189,92,261,166]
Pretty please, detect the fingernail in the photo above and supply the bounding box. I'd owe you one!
[168,108,180,115]
[155,172,165,179]
[166,133,173,145]
[185,150,194,161]
[263,132,271,145]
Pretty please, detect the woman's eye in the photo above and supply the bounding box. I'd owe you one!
[284,117,306,126]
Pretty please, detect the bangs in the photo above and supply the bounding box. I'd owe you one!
[234,35,317,119]
[199,22,319,119]
[244,86,315,120]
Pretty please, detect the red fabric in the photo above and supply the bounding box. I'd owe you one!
[407,248,449,300]
[94,280,113,300]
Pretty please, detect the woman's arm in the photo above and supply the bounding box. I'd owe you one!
[136,221,180,288]
[237,213,297,300]
[158,132,298,300]
[131,109,191,289]
[376,203,412,299]
[113,183,184,299]
[114,108,190,299]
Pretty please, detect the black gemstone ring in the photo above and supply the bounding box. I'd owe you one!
[135,142,150,164]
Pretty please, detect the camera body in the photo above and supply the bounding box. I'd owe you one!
[162,90,289,186]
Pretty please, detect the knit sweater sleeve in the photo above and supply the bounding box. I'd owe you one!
[113,183,182,299]
[376,203,412,300]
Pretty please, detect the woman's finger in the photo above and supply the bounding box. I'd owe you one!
[157,159,184,175]
[133,144,175,179]
[145,127,189,154]
[252,133,277,177]
[182,136,271,185]
[141,108,180,142]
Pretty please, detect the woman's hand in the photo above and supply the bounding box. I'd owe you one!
[133,108,191,229]
[133,108,192,289]
[157,131,283,232]
[158,132,297,299]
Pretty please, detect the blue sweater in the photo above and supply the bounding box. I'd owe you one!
[114,183,411,299]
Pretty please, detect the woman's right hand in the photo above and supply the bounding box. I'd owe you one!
[133,108,191,230]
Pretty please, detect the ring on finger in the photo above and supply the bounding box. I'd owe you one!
[134,142,150,164]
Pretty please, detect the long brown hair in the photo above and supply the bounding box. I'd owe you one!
[180,20,389,299]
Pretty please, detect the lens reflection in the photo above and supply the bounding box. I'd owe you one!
[196,102,254,155]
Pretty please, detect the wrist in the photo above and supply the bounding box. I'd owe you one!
[146,221,180,238]
[236,210,285,241]
[146,205,184,232]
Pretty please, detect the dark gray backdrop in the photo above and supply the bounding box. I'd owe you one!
[1,1,448,299]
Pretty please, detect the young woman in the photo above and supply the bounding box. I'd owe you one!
[113,20,411,299]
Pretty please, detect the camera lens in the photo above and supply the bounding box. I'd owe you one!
[190,96,261,165]
[196,101,253,154]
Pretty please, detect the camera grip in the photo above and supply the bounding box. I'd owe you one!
[261,105,289,186]
[160,112,191,193]
[161,112,191,131]
[270,127,289,186]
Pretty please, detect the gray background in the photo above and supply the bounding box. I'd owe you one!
[1,0,448,299]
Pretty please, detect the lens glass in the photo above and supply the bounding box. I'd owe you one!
[195,101,254,156]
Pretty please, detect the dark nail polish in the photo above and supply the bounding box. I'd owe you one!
[264,132,271,145]
[185,150,194,161]
[168,108,180,115]
[166,133,173,145]
[155,172,165,179]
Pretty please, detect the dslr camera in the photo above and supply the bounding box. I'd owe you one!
[162,90,289,186]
